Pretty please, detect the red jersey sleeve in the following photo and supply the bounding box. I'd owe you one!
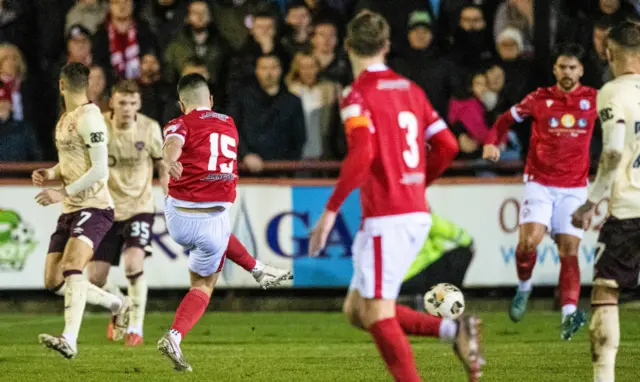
[485,90,537,144]
[163,118,187,146]
[326,87,375,212]
[423,97,447,141]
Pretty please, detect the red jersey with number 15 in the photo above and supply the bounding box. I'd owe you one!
[326,65,449,218]
[163,109,239,203]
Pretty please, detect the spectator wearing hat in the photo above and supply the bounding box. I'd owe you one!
[92,0,157,82]
[390,11,454,118]
[65,24,94,67]
[493,27,533,116]
[0,84,42,162]
[66,0,110,35]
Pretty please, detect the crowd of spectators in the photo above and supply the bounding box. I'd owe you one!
[1,0,638,175]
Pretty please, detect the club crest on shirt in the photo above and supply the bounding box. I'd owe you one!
[561,114,575,128]
[546,99,554,107]
[135,141,145,151]
[580,99,590,110]
[549,117,559,128]
[578,118,588,128]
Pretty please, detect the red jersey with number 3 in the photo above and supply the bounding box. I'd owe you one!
[163,109,239,203]
[331,65,447,218]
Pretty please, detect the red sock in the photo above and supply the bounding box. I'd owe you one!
[225,234,257,272]
[369,318,421,382]
[516,246,537,281]
[170,288,210,338]
[559,256,580,307]
[396,304,442,337]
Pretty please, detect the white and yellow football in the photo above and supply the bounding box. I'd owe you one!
[423,283,465,319]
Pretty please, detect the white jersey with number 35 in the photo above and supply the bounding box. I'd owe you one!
[597,73,640,219]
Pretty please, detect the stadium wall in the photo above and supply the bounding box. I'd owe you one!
[0,178,609,290]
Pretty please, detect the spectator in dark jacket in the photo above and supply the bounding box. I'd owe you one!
[163,0,230,90]
[281,1,313,56]
[582,16,613,89]
[139,0,187,55]
[493,27,533,114]
[92,0,157,83]
[227,9,289,99]
[311,19,351,86]
[390,11,454,118]
[0,85,42,162]
[448,5,494,71]
[227,54,306,174]
[138,53,170,123]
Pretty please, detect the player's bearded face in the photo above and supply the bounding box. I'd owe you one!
[554,56,583,91]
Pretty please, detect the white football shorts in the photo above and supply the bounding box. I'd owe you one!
[519,181,588,239]
[349,212,431,300]
[164,196,231,277]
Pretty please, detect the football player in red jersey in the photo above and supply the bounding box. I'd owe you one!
[156,73,239,372]
[309,11,483,382]
[483,43,598,339]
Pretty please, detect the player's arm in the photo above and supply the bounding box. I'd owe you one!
[64,112,110,196]
[150,122,169,194]
[588,101,625,204]
[32,163,62,187]
[483,92,535,161]
[425,119,458,187]
[163,121,186,180]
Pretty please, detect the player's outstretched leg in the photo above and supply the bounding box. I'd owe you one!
[556,234,585,340]
[157,269,217,372]
[225,234,293,289]
[510,223,544,322]
[87,260,130,341]
[123,246,148,346]
[590,284,620,381]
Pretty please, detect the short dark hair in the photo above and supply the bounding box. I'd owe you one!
[60,62,90,91]
[177,73,208,96]
[607,20,640,49]
[184,56,207,68]
[256,53,282,67]
[251,8,278,21]
[112,79,139,95]
[346,11,390,57]
[552,43,585,64]
[287,0,310,14]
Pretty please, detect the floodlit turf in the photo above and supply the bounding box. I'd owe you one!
[0,310,639,381]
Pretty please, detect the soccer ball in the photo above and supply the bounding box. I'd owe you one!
[423,283,465,319]
[10,222,35,245]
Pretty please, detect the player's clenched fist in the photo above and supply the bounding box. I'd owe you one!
[482,144,501,162]
[32,168,53,187]
[166,161,183,180]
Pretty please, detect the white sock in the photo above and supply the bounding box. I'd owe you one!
[251,260,265,274]
[439,318,458,343]
[518,279,532,292]
[61,274,88,348]
[169,328,182,345]
[102,281,125,301]
[590,306,619,382]
[127,273,147,336]
[562,304,577,321]
[86,282,122,314]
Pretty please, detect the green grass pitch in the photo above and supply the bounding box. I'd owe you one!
[1,310,639,381]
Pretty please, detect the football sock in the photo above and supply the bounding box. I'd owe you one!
[61,271,88,348]
[369,318,421,382]
[102,280,125,301]
[86,282,122,314]
[515,246,536,285]
[127,272,147,336]
[518,279,532,292]
[395,304,443,338]
[50,281,66,297]
[170,288,210,341]
[590,305,619,382]
[559,256,580,320]
[225,234,257,272]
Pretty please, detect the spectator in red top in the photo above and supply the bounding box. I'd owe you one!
[0,43,26,122]
[92,0,157,83]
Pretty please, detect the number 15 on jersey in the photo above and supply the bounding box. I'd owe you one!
[208,132,237,173]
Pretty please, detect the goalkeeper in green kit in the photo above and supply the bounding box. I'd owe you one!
[401,213,475,302]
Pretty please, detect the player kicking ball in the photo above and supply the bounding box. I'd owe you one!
[85,80,168,346]
[571,21,640,382]
[156,73,239,372]
[309,12,483,381]
[483,43,598,340]
[32,63,131,359]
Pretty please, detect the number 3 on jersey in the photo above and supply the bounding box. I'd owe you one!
[208,133,237,173]
[398,111,419,168]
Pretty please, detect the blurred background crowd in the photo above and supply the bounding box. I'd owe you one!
[0,0,638,175]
